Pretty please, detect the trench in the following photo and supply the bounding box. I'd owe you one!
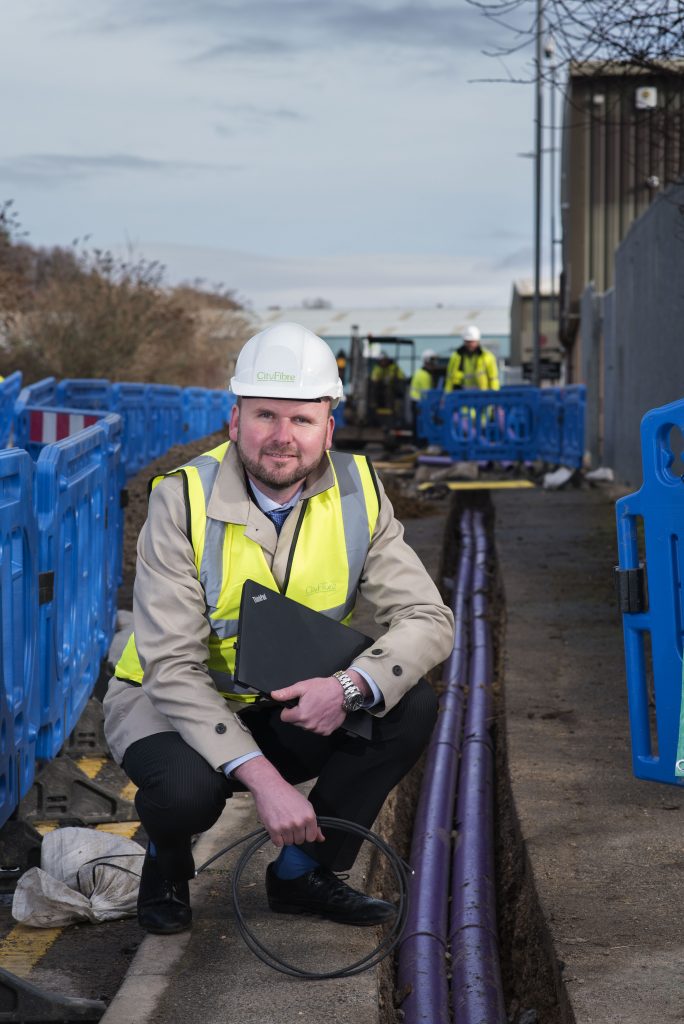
[370,490,566,1024]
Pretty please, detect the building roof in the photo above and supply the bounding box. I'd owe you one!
[513,279,559,299]
[250,306,509,338]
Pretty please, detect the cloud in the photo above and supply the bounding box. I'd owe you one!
[190,36,295,61]
[214,103,306,136]
[113,240,520,309]
[0,152,239,186]
[488,245,534,271]
[85,1,493,58]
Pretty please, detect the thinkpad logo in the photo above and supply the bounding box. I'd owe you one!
[252,592,268,604]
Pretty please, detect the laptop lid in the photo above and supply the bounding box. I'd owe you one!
[234,579,374,739]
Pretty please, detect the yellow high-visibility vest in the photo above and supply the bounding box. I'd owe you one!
[444,347,500,392]
[410,367,433,402]
[115,442,380,701]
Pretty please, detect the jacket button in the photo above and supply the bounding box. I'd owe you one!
[372,648,383,655]
[392,665,402,676]
[215,723,227,734]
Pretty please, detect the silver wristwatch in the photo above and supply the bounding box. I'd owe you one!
[333,670,365,713]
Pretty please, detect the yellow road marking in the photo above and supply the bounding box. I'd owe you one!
[0,925,63,977]
[95,822,140,839]
[418,480,536,491]
[74,756,108,778]
[33,823,57,835]
[120,781,137,802]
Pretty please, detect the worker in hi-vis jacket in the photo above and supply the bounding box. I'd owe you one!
[104,322,454,936]
[444,325,499,393]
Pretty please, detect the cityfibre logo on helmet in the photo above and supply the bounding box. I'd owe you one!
[256,371,296,382]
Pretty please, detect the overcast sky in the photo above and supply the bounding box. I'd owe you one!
[2,1,541,310]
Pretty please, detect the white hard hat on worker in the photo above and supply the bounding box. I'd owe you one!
[462,325,481,343]
[230,322,344,408]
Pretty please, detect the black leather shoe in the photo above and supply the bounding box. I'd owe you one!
[137,852,192,935]
[265,862,396,927]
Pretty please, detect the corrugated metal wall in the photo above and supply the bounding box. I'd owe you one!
[579,283,602,463]
[589,182,684,486]
[561,64,684,349]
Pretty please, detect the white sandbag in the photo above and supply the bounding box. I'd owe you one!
[12,827,145,928]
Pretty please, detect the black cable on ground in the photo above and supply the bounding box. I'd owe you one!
[194,816,410,980]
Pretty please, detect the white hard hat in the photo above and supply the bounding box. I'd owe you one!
[422,348,437,363]
[230,322,344,408]
[463,325,481,342]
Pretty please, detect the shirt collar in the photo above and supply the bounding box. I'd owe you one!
[248,479,303,514]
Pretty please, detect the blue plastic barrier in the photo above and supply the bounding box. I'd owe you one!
[55,378,112,411]
[14,378,57,452]
[418,388,541,462]
[0,372,23,448]
[560,385,586,468]
[0,374,238,828]
[182,388,210,441]
[417,389,450,448]
[207,390,231,434]
[536,387,563,463]
[146,385,184,461]
[0,450,40,828]
[110,383,148,476]
[101,414,126,649]
[34,424,110,760]
[616,396,684,786]
[14,404,106,462]
[16,377,57,409]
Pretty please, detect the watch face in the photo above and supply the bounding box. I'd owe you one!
[346,693,364,713]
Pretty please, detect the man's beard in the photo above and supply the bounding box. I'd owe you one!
[236,435,324,492]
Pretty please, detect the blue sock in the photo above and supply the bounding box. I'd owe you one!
[273,845,319,880]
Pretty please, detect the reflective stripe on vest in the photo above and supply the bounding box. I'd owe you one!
[115,444,380,700]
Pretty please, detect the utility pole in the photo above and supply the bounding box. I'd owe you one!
[532,0,544,386]
[546,34,557,324]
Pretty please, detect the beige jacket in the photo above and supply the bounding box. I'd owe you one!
[103,444,454,769]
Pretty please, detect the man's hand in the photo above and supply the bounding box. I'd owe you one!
[233,756,324,847]
[271,670,370,736]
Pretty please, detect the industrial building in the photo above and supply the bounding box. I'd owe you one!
[560,60,684,375]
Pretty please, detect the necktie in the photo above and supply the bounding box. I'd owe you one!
[265,507,290,534]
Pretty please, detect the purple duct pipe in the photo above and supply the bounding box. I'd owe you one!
[397,512,474,1023]
[416,454,454,466]
[450,512,506,1023]
[398,506,506,1024]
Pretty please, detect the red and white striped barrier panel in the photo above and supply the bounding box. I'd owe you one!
[29,410,100,444]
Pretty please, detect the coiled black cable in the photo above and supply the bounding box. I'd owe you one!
[194,816,411,980]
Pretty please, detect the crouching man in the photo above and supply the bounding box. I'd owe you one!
[104,322,454,934]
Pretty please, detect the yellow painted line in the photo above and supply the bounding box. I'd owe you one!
[0,925,63,977]
[95,821,140,839]
[120,781,137,802]
[418,480,536,491]
[33,823,57,835]
[75,756,108,778]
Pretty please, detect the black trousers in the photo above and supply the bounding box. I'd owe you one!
[123,678,437,880]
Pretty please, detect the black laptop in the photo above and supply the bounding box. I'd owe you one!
[233,579,375,739]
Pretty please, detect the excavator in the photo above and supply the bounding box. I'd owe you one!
[333,327,448,451]
[333,329,416,450]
